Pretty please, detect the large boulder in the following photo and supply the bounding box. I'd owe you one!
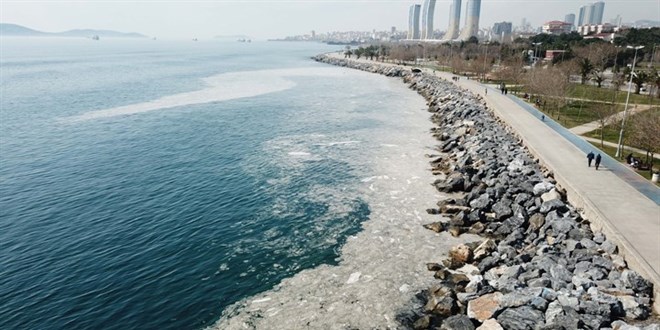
[496,306,544,330]
[467,292,503,322]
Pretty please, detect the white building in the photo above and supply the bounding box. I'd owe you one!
[421,0,437,40]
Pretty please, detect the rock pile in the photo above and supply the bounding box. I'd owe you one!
[313,55,657,329]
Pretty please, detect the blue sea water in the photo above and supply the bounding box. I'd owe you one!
[0,38,425,329]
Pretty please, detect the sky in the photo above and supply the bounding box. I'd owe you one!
[1,0,659,40]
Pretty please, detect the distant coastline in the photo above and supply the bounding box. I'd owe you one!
[0,23,148,38]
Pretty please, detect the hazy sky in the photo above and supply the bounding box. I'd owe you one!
[1,0,659,40]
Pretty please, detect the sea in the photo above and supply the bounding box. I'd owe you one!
[0,38,452,329]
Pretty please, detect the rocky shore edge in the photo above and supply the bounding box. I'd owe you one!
[312,54,657,330]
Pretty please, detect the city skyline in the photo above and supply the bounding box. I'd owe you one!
[1,0,658,40]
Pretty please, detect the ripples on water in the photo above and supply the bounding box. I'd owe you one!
[0,39,426,329]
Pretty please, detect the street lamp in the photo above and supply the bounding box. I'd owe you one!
[483,42,490,81]
[615,45,644,158]
[532,42,542,66]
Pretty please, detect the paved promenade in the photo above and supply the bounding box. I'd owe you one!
[435,72,660,311]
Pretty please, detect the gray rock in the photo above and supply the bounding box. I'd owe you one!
[425,284,457,316]
[492,199,513,220]
[476,319,504,330]
[592,255,614,271]
[618,295,650,320]
[593,232,606,244]
[473,239,497,261]
[579,313,608,330]
[540,288,558,301]
[533,181,555,196]
[470,193,492,210]
[457,292,480,304]
[497,306,544,330]
[621,270,653,295]
[500,288,542,308]
[600,240,618,254]
[528,277,551,288]
[528,213,545,232]
[549,264,573,283]
[530,296,549,311]
[541,188,562,202]
[611,320,643,330]
[440,314,475,330]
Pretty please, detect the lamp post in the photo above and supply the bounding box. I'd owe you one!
[615,45,644,158]
[532,42,542,66]
[483,42,490,81]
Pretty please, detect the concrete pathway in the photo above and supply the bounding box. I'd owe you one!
[433,71,660,311]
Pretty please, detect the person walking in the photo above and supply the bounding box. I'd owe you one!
[587,151,595,167]
[595,153,602,170]
[485,88,488,95]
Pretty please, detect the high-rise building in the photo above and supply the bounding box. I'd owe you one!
[408,4,421,39]
[444,0,462,40]
[493,22,513,35]
[578,6,586,26]
[458,0,481,41]
[584,4,595,26]
[577,2,605,27]
[591,1,605,25]
[421,0,437,40]
[492,21,513,42]
[565,14,576,26]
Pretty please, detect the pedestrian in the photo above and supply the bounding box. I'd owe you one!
[485,88,488,95]
[505,88,508,95]
[541,114,545,121]
[595,153,602,170]
[587,151,594,167]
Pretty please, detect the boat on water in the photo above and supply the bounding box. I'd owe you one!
[91,35,99,40]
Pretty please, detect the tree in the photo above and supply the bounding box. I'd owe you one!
[650,68,660,98]
[590,103,617,147]
[577,57,594,84]
[344,45,352,59]
[493,56,526,85]
[524,65,573,119]
[628,110,660,172]
[630,70,650,94]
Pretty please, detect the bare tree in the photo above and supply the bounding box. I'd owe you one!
[524,65,573,119]
[591,103,618,147]
[493,56,526,85]
[628,109,660,171]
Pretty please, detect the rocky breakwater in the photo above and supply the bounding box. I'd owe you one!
[313,54,657,329]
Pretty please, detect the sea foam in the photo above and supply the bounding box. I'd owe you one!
[65,67,347,121]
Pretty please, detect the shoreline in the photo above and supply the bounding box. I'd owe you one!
[311,54,657,329]
[209,61,479,329]
[210,53,657,329]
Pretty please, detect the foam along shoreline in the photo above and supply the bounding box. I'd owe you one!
[210,61,478,329]
[63,67,349,122]
[310,55,657,329]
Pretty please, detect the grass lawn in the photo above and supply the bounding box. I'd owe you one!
[585,108,660,145]
[534,100,624,128]
[588,142,659,185]
[569,84,656,105]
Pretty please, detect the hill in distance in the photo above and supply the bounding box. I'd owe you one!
[0,23,148,38]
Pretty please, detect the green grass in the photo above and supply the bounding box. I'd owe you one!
[569,84,656,105]
[585,108,660,145]
[588,142,659,185]
[534,101,625,128]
